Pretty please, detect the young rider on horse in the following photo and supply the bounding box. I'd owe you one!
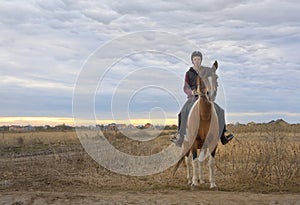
[171,51,234,147]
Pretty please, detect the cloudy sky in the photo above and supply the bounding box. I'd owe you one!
[1,0,300,125]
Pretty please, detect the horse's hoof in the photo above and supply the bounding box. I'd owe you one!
[210,183,218,190]
[190,184,200,191]
[199,179,205,184]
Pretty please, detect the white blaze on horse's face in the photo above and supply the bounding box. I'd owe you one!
[206,75,217,102]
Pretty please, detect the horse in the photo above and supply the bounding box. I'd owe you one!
[173,61,219,190]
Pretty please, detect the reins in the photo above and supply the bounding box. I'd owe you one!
[196,75,207,99]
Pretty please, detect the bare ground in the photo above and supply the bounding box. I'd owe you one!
[1,152,299,205]
[1,130,300,204]
[1,190,300,205]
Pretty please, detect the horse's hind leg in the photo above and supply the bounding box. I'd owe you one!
[209,150,217,189]
[185,155,192,185]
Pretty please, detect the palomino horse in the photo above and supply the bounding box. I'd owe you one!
[173,61,219,190]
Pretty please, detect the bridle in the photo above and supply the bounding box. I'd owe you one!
[196,75,209,100]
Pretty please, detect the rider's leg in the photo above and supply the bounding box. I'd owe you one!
[170,112,181,142]
[171,98,196,147]
[178,112,181,132]
[214,103,234,145]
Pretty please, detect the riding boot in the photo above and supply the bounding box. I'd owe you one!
[178,112,181,132]
[220,126,234,145]
[171,112,181,141]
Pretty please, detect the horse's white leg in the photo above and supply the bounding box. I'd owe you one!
[185,155,192,185]
[199,160,205,184]
[209,155,217,188]
[192,158,200,186]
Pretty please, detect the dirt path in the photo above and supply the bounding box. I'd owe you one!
[1,190,300,205]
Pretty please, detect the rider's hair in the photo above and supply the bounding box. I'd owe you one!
[191,51,203,62]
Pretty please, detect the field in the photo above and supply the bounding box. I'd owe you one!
[1,123,300,204]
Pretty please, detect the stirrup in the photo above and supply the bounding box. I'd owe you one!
[226,134,234,141]
[170,137,177,143]
[170,133,178,142]
[221,133,234,145]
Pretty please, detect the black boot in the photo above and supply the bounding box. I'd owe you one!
[221,133,234,145]
[220,127,234,145]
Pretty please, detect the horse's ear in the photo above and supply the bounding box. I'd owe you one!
[213,60,218,70]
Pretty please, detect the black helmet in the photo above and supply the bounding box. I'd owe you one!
[191,51,202,62]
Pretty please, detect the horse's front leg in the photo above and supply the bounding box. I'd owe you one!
[199,160,205,184]
[209,155,217,189]
[185,154,192,185]
[191,149,200,186]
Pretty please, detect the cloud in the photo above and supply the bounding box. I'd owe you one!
[223,0,300,25]
[0,0,300,124]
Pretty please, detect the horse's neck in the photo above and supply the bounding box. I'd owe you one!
[199,98,211,121]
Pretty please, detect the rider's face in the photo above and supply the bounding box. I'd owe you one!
[192,56,202,68]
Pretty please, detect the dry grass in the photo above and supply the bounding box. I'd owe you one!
[0,124,299,193]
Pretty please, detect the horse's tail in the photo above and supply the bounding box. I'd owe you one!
[172,155,185,176]
[173,140,192,176]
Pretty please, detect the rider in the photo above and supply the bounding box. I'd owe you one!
[171,51,234,147]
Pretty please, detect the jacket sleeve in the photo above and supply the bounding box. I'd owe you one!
[183,72,193,96]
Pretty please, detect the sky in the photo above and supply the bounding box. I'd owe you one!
[1,0,300,125]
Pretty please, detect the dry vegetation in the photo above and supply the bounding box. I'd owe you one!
[0,123,299,195]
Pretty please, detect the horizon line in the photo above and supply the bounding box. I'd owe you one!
[0,114,299,126]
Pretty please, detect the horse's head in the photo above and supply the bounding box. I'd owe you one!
[199,61,218,102]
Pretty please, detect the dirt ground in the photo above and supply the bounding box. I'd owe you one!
[1,190,300,205]
[1,130,300,205]
[1,152,299,205]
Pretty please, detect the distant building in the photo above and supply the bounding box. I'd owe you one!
[0,126,9,132]
[9,125,24,132]
[127,124,136,130]
[144,123,154,129]
[116,124,126,130]
[136,125,144,129]
[107,123,117,131]
[24,125,34,131]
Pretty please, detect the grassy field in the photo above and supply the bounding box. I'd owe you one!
[0,123,299,194]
